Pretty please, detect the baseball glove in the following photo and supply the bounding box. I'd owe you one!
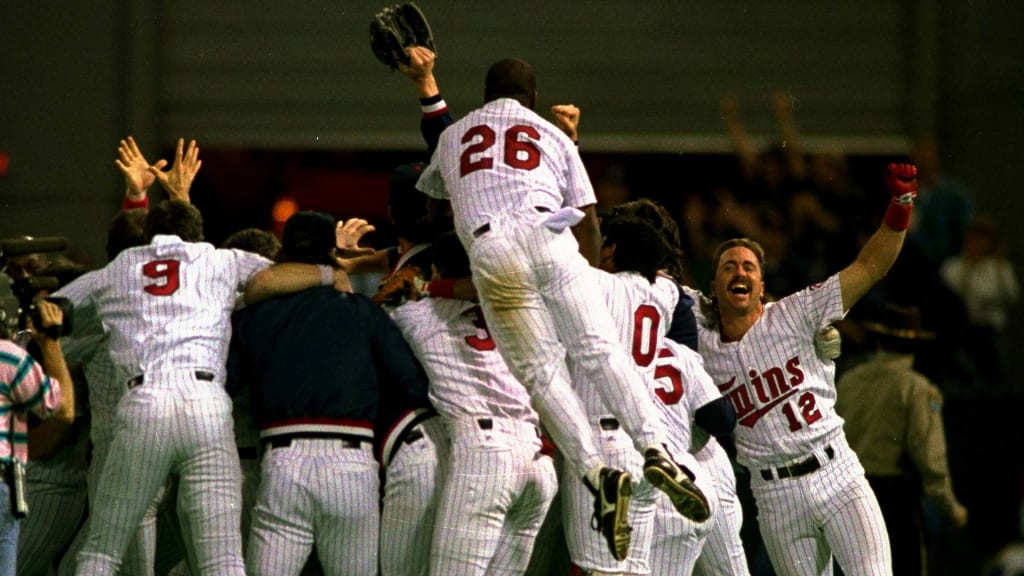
[372,266,427,309]
[370,2,436,70]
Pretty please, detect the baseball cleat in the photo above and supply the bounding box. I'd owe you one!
[643,448,711,522]
[585,467,633,561]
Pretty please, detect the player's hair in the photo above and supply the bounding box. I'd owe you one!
[389,163,432,244]
[278,211,338,266]
[431,231,470,279]
[106,208,148,261]
[145,200,204,243]
[610,198,687,283]
[601,215,667,283]
[222,228,281,260]
[712,238,766,274]
[484,58,536,108]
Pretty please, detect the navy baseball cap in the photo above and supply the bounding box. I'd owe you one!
[280,211,337,266]
[389,162,427,204]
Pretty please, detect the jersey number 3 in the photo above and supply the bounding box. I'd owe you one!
[143,259,181,296]
[460,124,541,177]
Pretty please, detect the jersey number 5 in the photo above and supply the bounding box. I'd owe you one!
[142,259,181,296]
[460,124,541,177]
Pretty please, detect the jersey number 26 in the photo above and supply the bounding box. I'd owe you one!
[460,124,541,177]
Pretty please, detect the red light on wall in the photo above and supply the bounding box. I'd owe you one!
[0,150,9,176]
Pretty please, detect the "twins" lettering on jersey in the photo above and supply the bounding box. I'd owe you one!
[716,356,808,428]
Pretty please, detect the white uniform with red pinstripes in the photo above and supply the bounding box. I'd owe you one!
[54,312,170,576]
[563,271,679,574]
[646,339,733,576]
[59,235,270,576]
[391,296,557,575]
[417,97,670,482]
[695,275,890,576]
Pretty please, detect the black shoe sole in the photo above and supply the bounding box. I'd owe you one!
[644,466,711,522]
[604,472,633,561]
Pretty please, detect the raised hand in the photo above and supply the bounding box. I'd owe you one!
[884,163,918,204]
[148,138,202,204]
[551,104,581,142]
[115,136,167,202]
[335,218,377,257]
[398,46,439,97]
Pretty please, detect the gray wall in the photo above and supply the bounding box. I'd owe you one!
[2,0,1021,302]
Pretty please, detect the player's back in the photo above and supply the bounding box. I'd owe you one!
[391,297,538,425]
[425,98,590,242]
[91,235,267,377]
[572,270,678,416]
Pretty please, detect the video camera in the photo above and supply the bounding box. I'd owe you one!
[0,236,74,340]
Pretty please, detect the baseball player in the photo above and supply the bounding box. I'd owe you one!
[562,215,710,575]
[416,57,706,561]
[390,230,559,574]
[229,211,428,576]
[646,339,735,576]
[57,200,348,576]
[692,164,920,575]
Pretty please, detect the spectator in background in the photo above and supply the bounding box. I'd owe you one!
[836,304,968,576]
[909,136,974,267]
[940,216,1019,388]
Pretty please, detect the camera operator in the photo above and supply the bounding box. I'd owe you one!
[1,298,74,576]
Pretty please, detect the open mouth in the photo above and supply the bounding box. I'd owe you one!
[729,283,751,295]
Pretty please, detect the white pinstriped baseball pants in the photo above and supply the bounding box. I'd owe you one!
[75,371,245,576]
[649,449,718,576]
[380,419,442,576]
[430,416,558,575]
[750,437,891,576]
[247,438,379,576]
[468,215,668,478]
[692,442,750,576]
[562,422,658,575]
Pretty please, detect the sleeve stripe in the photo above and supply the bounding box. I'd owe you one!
[0,351,21,367]
[19,376,51,409]
[11,355,35,389]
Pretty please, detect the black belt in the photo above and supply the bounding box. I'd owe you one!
[599,418,619,431]
[263,432,370,450]
[128,370,215,390]
[403,428,424,445]
[760,445,835,481]
[472,206,554,238]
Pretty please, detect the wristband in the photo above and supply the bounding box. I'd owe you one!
[318,265,334,286]
[122,196,149,211]
[425,278,455,299]
[883,196,914,231]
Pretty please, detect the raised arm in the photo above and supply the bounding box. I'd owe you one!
[399,46,453,154]
[147,138,202,204]
[837,163,917,311]
[116,135,166,210]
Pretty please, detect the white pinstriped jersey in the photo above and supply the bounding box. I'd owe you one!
[696,274,845,468]
[390,298,538,425]
[416,98,595,249]
[573,271,679,418]
[650,338,723,459]
[58,235,271,379]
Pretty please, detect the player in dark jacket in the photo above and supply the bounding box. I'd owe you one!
[229,210,430,576]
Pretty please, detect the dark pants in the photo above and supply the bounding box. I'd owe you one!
[867,475,925,576]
